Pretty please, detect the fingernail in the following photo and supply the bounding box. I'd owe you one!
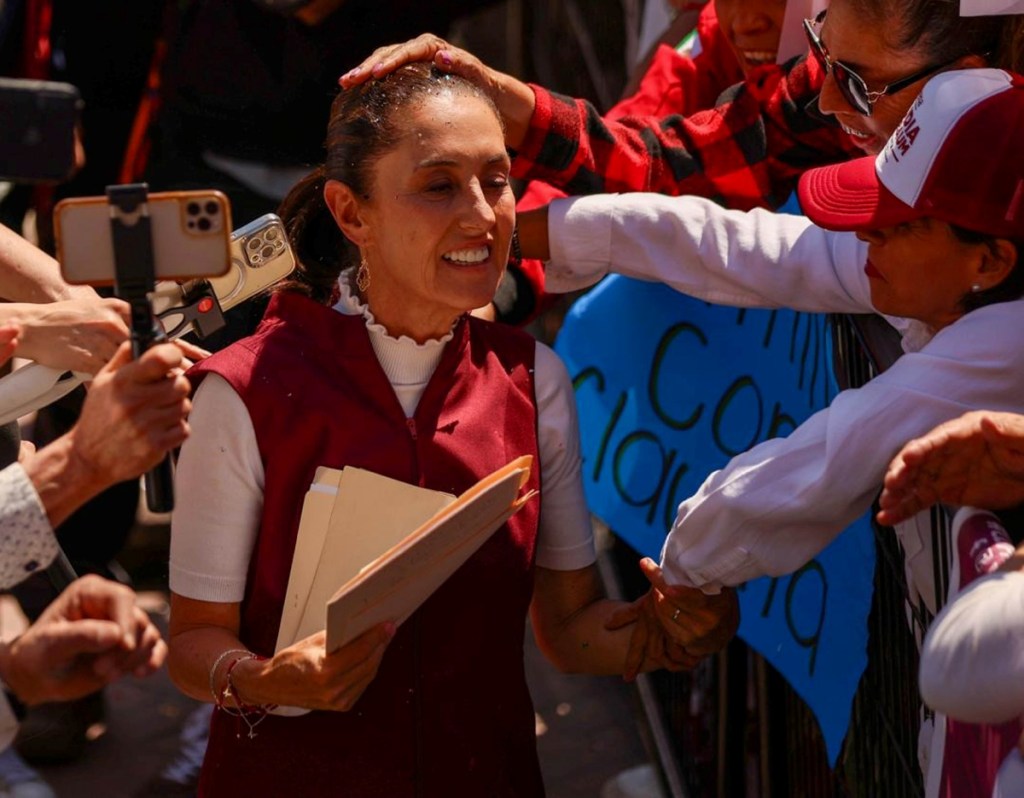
[439,51,453,67]
[371,62,385,76]
[384,622,397,638]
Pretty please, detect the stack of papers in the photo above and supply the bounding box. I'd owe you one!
[276,455,537,657]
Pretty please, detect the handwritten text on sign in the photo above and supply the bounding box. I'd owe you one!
[554,276,875,765]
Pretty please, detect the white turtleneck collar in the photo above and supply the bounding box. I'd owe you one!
[330,270,456,417]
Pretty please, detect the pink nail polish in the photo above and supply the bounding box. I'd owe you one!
[439,51,453,67]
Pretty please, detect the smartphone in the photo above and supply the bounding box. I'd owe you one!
[53,190,233,285]
[0,77,81,184]
[203,213,294,304]
[152,213,296,339]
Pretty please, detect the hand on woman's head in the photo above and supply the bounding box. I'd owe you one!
[336,34,537,150]
[339,33,490,94]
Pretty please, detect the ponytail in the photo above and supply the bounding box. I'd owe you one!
[276,166,356,304]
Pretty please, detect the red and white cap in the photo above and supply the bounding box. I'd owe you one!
[798,69,1024,238]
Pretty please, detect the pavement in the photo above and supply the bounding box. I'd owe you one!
[0,509,663,798]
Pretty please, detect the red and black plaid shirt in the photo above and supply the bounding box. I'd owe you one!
[511,55,863,212]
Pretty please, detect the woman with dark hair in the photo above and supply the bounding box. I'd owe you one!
[162,63,721,796]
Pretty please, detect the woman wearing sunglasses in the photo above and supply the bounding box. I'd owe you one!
[341,1,1022,213]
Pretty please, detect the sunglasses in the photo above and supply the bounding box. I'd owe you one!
[802,10,955,116]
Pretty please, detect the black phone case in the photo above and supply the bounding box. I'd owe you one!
[0,78,82,184]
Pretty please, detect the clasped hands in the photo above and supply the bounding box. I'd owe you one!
[0,575,165,706]
[607,557,739,681]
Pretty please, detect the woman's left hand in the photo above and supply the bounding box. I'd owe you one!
[606,558,740,680]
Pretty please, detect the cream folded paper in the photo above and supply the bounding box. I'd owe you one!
[276,455,536,657]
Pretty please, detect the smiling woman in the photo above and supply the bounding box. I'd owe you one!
[321,91,514,341]
[713,0,788,74]
[810,0,1005,154]
[160,62,720,797]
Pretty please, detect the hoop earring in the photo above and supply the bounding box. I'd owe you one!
[356,258,371,293]
[510,226,522,267]
[971,283,982,293]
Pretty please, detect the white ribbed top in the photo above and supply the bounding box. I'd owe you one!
[332,271,454,417]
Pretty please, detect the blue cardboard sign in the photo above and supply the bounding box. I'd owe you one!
[554,275,875,765]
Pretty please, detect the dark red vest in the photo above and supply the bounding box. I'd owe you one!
[188,292,543,797]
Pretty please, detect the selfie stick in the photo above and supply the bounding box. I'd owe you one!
[106,183,175,513]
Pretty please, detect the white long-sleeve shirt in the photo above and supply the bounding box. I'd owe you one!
[545,193,1024,597]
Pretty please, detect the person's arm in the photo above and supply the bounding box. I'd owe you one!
[878,410,1024,525]
[0,224,98,304]
[22,340,191,529]
[167,376,393,710]
[538,192,873,314]
[658,300,1024,591]
[342,41,858,209]
[529,344,692,676]
[919,561,1024,724]
[0,463,61,589]
[0,337,189,587]
[530,564,643,675]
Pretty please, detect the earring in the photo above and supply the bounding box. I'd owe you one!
[356,257,371,293]
[971,283,982,293]
[510,226,522,266]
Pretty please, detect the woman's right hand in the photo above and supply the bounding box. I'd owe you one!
[338,34,536,150]
[234,624,395,712]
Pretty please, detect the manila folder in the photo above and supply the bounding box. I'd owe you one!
[324,455,535,653]
[276,467,455,653]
